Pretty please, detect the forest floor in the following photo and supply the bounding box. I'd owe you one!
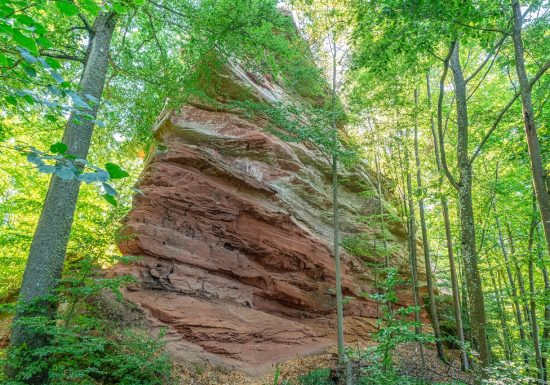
[173,343,473,385]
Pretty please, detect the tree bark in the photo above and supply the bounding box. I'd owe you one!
[537,222,550,383]
[493,198,528,364]
[487,257,513,361]
[413,88,445,361]
[404,132,426,367]
[428,70,469,370]
[449,41,491,368]
[527,208,544,383]
[511,1,550,260]
[328,34,345,375]
[9,12,117,381]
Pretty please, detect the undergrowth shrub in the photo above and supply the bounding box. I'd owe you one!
[0,254,175,385]
[297,368,332,385]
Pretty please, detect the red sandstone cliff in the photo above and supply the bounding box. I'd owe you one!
[114,62,423,375]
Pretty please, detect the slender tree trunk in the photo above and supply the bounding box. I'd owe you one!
[404,133,426,368]
[527,209,544,383]
[428,71,469,370]
[328,34,345,377]
[413,88,445,361]
[505,221,533,334]
[537,222,550,383]
[375,151,389,270]
[449,41,490,368]
[511,1,550,259]
[333,152,345,362]
[493,198,529,364]
[374,149,391,318]
[487,258,513,361]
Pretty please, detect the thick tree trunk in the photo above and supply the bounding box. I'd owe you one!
[9,12,117,382]
[413,88,445,361]
[511,1,550,260]
[11,11,116,340]
[428,71,469,370]
[449,42,490,368]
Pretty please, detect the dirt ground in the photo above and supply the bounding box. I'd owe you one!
[173,342,473,385]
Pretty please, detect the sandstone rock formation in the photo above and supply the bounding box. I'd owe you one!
[115,61,424,375]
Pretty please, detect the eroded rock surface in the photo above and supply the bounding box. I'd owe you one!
[115,63,422,375]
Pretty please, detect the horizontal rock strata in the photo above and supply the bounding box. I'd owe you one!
[115,62,423,374]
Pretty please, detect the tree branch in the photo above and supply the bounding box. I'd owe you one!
[469,59,550,164]
[78,13,92,32]
[465,33,508,84]
[40,50,84,63]
[438,42,459,190]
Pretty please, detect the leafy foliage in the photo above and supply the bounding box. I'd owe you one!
[0,251,174,385]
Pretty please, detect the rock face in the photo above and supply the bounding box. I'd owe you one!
[115,61,422,375]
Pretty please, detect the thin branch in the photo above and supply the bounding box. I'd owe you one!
[467,46,501,101]
[438,42,459,190]
[40,50,84,63]
[145,9,166,60]
[469,59,550,164]
[465,33,508,84]
[146,0,191,18]
[78,13,92,32]
[451,19,506,34]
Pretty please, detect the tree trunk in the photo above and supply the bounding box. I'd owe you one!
[449,41,490,368]
[428,71,469,370]
[487,257,513,361]
[511,1,550,259]
[9,12,117,382]
[537,222,550,383]
[404,134,426,367]
[333,152,345,367]
[375,151,389,269]
[493,199,528,364]
[527,210,544,383]
[329,35,345,375]
[413,88,445,361]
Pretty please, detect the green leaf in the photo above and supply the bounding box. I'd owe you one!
[38,165,56,174]
[55,166,74,180]
[45,114,57,123]
[77,171,109,183]
[50,142,68,154]
[12,30,37,53]
[55,0,79,16]
[0,52,9,66]
[45,57,61,69]
[0,24,13,35]
[5,95,18,106]
[67,91,91,110]
[14,15,36,26]
[27,152,44,166]
[22,63,37,77]
[102,182,117,196]
[79,0,100,14]
[36,36,52,49]
[103,194,118,207]
[105,163,129,179]
[18,48,37,64]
